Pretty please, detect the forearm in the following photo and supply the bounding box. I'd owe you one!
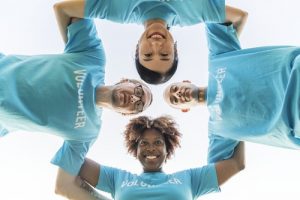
[215,142,245,186]
[225,6,248,37]
[77,177,112,200]
[53,0,85,43]
[53,2,72,43]
[55,168,107,200]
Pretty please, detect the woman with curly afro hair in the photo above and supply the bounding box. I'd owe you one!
[75,116,244,200]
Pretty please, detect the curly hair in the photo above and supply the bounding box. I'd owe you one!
[124,115,181,160]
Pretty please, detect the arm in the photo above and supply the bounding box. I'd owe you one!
[78,158,113,199]
[225,6,248,37]
[79,158,101,186]
[55,167,110,200]
[53,0,85,43]
[214,142,245,186]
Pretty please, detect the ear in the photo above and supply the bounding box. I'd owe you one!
[182,80,191,83]
[121,112,130,116]
[181,108,190,113]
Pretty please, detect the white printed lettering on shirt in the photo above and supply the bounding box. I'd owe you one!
[74,70,87,128]
[121,177,182,188]
[211,67,226,121]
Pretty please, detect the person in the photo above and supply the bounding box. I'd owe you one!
[163,6,300,164]
[53,0,241,84]
[0,12,152,200]
[73,116,244,200]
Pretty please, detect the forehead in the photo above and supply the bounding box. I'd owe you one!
[141,84,152,108]
[139,58,173,74]
[141,129,164,140]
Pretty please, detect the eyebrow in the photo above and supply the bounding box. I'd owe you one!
[139,86,147,111]
[142,58,170,62]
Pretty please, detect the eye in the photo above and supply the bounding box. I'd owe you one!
[171,85,178,92]
[144,53,152,57]
[139,140,148,146]
[134,85,144,97]
[171,97,178,105]
[135,101,144,112]
[160,53,168,57]
[155,140,163,146]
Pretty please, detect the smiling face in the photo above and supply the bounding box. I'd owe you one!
[111,80,152,115]
[136,129,167,172]
[138,23,175,74]
[164,81,199,111]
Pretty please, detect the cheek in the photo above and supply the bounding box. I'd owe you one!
[139,42,150,54]
[160,145,168,155]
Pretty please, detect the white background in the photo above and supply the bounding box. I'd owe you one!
[0,0,299,199]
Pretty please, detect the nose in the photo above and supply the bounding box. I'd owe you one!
[173,90,182,98]
[171,89,186,103]
[130,95,141,103]
[146,143,156,151]
[151,41,163,52]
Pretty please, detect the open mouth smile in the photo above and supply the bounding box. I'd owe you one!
[148,32,165,39]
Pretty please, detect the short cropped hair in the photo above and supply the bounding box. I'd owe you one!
[124,115,181,160]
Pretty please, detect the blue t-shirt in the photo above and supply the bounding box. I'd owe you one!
[84,0,225,26]
[0,19,106,175]
[206,23,300,163]
[97,165,219,200]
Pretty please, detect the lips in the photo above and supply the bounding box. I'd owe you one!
[180,88,191,102]
[144,154,159,160]
[148,32,165,39]
[146,155,158,160]
[118,92,130,106]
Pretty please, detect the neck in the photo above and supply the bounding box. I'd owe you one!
[144,19,167,29]
[95,86,113,108]
[198,87,207,104]
[143,168,163,173]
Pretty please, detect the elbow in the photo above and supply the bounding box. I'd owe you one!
[53,2,60,12]
[53,2,65,14]
[54,181,66,197]
[54,179,72,199]
[237,162,245,172]
[240,10,249,25]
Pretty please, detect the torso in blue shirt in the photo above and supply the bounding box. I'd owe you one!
[206,23,300,155]
[97,165,219,200]
[84,0,225,26]
[0,19,106,174]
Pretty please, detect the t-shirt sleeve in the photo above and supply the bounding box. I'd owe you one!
[172,0,225,25]
[84,0,225,25]
[205,23,241,56]
[51,139,96,175]
[189,164,220,198]
[84,0,137,23]
[96,165,121,197]
[64,19,103,54]
[207,133,239,163]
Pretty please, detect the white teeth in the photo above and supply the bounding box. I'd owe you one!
[146,156,157,159]
[151,34,163,39]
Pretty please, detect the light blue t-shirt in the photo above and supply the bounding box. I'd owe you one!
[97,165,219,200]
[206,23,300,162]
[84,0,225,26]
[0,19,106,175]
